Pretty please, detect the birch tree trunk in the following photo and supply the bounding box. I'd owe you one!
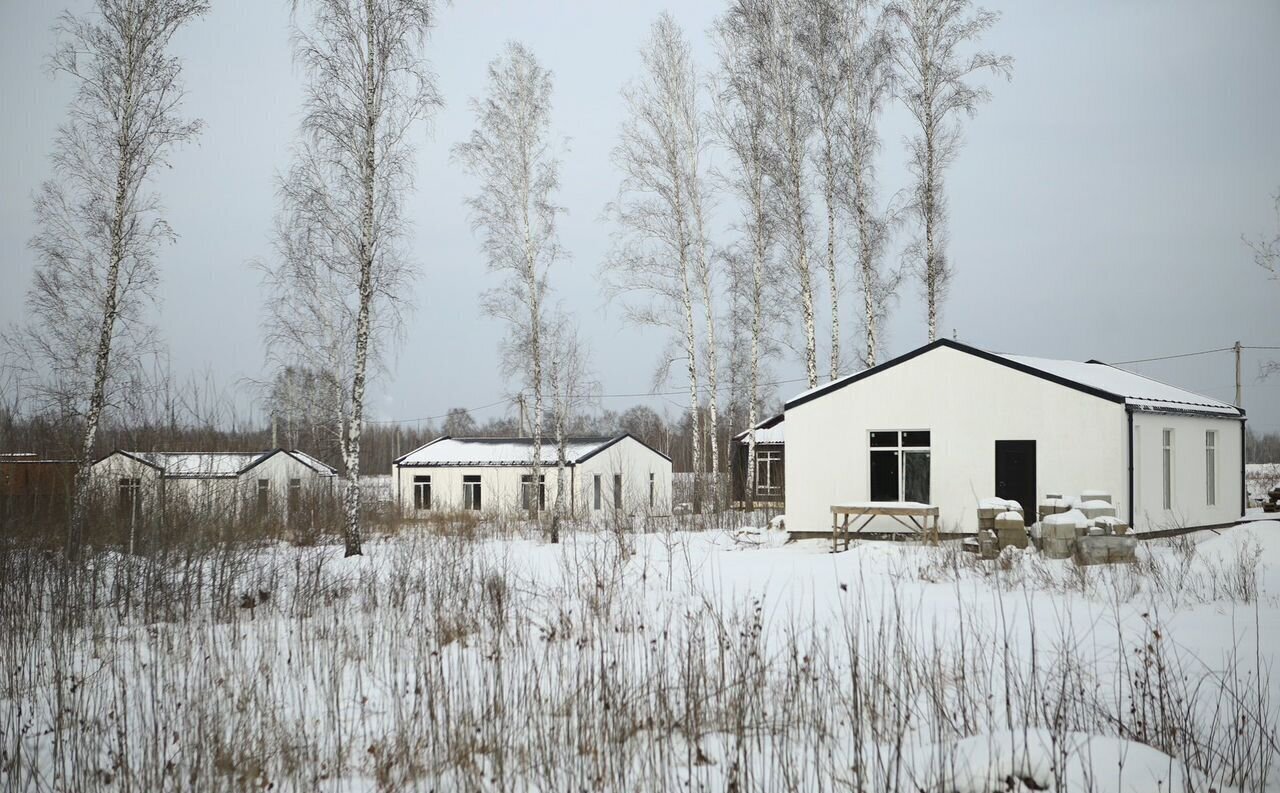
[286,0,439,557]
[9,0,208,560]
[887,0,1011,342]
[454,42,561,534]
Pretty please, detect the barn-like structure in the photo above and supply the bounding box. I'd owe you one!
[392,434,672,518]
[782,339,1245,534]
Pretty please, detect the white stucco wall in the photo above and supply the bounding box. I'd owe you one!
[90,454,162,515]
[575,437,672,518]
[1131,411,1244,531]
[393,464,573,516]
[783,345,1129,533]
[393,437,672,519]
[238,451,336,520]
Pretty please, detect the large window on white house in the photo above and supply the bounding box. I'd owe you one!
[869,431,930,503]
[593,474,602,510]
[1162,429,1174,510]
[755,449,783,497]
[520,474,546,510]
[613,474,623,510]
[413,475,432,511]
[256,479,269,516]
[1205,430,1217,507]
[463,475,482,511]
[649,473,655,509]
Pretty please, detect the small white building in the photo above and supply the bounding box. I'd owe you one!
[784,340,1245,534]
[392,434,673,518]
[91,449,337,522]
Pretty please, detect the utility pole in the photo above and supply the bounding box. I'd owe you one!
[1234,340,1243,408]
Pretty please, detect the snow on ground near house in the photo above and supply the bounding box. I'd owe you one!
[4,521,1278,791]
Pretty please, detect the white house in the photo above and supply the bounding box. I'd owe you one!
[91,449,337,523]
[783,340,1245,534]
[392,434,673,518]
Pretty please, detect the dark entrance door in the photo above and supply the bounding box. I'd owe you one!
[995,440,1036,526]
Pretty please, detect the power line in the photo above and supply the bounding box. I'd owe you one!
[1110,347,1233,365]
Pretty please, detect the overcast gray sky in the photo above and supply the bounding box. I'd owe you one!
[2,0,1278,433]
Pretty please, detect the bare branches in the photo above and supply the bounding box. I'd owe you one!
[285,0,440,556]
[886,0,1011,341]
[4,0,208,558]
[1244,189,1280,280]
[454,41,563,529]
[604,13,708,510]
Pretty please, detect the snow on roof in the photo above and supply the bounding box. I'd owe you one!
[396,436,622,467]
[286,450,338,475]
[135,452,269,478]
[735,414,785,445]
[784,340,1241,417]
[999,354,1240,416]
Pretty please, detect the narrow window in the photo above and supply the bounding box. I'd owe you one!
[1162,429,1173,510]
[613,474,623,510]
[520,474,546,511]
[288,478,302,514]
[463,475,482,511]
[256,479,269,516]
[869,430,931,503]
[649,472,655,509]
[593,474,602,510]
[413,475,432,511]
[1205,430,1216,507]
[117,478,140,521]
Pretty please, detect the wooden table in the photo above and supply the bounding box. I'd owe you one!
[830,502,941,551]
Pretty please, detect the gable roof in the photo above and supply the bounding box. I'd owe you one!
[733,413,785,444]
[785,339,1243,418]
[394,433,672,467]
[98,449,338,478]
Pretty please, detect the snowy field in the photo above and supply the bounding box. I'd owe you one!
[3,521,1279,792]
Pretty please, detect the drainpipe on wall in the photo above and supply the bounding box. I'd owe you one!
[1127,408,1135,530]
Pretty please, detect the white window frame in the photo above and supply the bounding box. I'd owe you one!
[520,474,546,511]
[1162,429,1174,511]
[463,475,482,511]
[755,448,783,497]
[1205,430,1216,507]
[867,430,931,504]
[413,474,432,511]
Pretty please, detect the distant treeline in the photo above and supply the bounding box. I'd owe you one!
[1247,428,1280,464]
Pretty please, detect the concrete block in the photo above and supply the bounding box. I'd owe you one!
[1079,500,1117,520]
[1042,537,1075,559]
[1074,535,1137,566]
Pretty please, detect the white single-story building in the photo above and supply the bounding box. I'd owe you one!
[91,449,337,522]
[392,434,673,518]
[784,340,1245,534]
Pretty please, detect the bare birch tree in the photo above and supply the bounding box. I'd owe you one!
[545,310,596,539]
[4,0,208,559]
[842,0,900,367]
[753,0,820,389]
[712,3,780,511]
[287,0,440,556]
[886,0,1011,341]
[454,41,563,529]
[604,13,707,511]
[797,0,851,382]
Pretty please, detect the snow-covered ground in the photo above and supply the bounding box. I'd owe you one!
[3,521,1278,791]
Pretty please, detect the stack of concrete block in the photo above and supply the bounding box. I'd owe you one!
[1040,509,1089,559]
[977,529,999,559]
[994,510,1029,549]
[978,497,1022,532]
[1074,534,1137,565]
[1038,495,1071,523]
